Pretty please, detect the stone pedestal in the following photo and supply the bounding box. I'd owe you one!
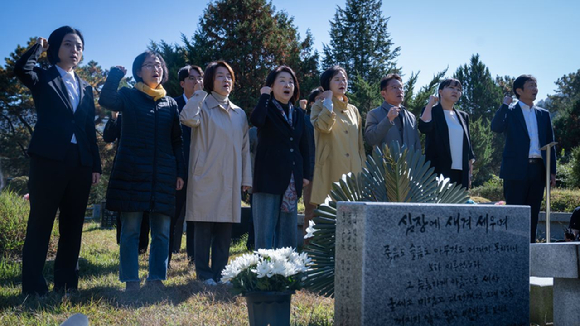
[531,243,580,326]
[334,202,530,326]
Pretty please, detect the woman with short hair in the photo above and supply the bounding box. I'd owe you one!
[309,66,365,205]
[419,78,475,189]
[15,26,102,296]
[99,51,185,291]
[180,61,251,285]
[250,65,310,249]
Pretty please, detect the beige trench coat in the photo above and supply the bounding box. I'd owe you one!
[310,96,366,205]
[179,91,252,223]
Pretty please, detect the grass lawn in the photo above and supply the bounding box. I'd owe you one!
[0,220,333,325]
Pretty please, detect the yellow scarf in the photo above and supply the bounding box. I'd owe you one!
[135,82,167,101]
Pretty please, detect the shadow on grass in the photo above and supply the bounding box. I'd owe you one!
[0,279,238,312]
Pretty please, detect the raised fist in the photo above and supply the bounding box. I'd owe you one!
[387,106,400,121]
[36,37,49,52]
[503,96,513,106]
[299,99,307,110]
[260,86,272,95]
[428,95,439,106]
[114,66,127,75]
[194,80,203,92]
[322,90,333,100]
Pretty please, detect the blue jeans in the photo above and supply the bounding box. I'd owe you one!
[252,193,297,249]
[119,211,170,282]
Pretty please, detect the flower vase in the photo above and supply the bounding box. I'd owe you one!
[244,291,294,326]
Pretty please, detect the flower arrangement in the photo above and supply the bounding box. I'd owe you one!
[221,247,312,295]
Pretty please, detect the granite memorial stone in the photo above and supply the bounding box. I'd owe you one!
[334,202,530,326]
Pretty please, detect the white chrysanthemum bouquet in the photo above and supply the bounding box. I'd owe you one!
[221,247,312,294]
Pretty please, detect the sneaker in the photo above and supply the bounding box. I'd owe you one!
[203,278,217,286]
[125,281,140,292]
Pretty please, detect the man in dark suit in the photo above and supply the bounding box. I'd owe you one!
[14,26,101,295]
[491,75,556,243]
[168,65,203,267]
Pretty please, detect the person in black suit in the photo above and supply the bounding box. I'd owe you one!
[250,66,310,249]
[14,26,102,296]
[491,75,556,243]
[168,65,203,267]
[419,78,475,189]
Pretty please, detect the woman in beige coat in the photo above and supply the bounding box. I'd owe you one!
[180,61,252,285]
[310,66,366,205]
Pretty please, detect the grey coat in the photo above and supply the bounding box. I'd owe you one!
[364,101,421,151]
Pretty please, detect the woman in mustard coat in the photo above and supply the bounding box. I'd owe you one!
[309,66,366,205]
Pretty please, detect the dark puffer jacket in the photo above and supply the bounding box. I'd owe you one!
[99,68,185,217]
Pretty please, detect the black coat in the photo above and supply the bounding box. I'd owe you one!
[418,104,475,189]
[250,94,310,197]
[14,43,101,173]
[99,68,185,217]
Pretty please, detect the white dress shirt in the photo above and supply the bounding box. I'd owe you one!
[56,65,79,144]
[443,110,464,170]
[519,101,541,158]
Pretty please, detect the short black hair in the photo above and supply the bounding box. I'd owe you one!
[203,61,235,93]
[47,26,84,66]
[307,86,324,106]
[178,65,203,83]
[438,78,463,92]
[513,74,536,99]
[131,51,169,84]
[265,65,300,103]
[380,74,403,91]
[320,66,348,91]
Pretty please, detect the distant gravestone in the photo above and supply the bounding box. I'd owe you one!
[334,202,530,326]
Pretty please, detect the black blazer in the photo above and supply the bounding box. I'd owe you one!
[14,43,101,173]
[250,94,310,197]
[418,104,475,188]
[491,103,556,180]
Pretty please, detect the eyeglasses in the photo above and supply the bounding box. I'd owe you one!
[142,63,163,70]
[187,76,204,81]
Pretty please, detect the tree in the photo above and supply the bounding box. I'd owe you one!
[322,0,400,118]
[547,69,580,114]
[453,54,502,122]
[403,69,448,117]
[0,38,44,177]
[182,0,319,112]
[554,99,580,154]
[322,0,400,83]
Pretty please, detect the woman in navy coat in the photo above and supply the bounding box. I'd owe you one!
[99,51,184,291]
[250,66,310,249]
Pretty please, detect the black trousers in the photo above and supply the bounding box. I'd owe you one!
[186,221,195,263]
[447,169,463,187]
[194,222,232,282]
[504,160,545,243]
[168,181,189,265]
[116,212,150,253]
[22,144,92,295]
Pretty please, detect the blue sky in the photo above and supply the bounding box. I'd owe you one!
[1,0,579,102]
